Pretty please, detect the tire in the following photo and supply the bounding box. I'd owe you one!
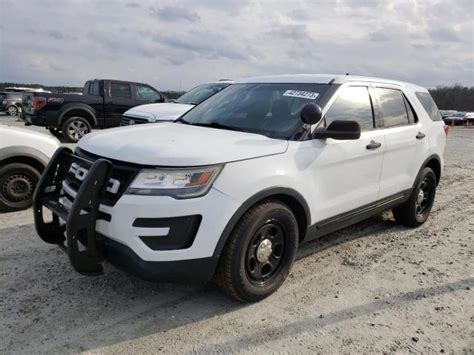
[0,163,41,213]
[48,127,63,138]
[61,116,92,143]
[214,200,299,302]
[392,167,437,227]
[7,105,19,116]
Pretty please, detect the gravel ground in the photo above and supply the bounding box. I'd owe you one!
[0,117,473,354]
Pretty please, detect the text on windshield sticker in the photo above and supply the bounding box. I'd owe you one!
[283,90,319,100]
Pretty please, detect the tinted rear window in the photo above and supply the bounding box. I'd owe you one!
[416,92,442,121]
[374,88,411,128]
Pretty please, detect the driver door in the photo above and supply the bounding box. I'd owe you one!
[309,85,385,222]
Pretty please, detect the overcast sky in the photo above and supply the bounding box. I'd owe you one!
[0,0,473,90]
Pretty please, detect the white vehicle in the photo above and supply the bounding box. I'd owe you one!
[34,74,447,302]
[121,81,232,125]
[0,125,60,212]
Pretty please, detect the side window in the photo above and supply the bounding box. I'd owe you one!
[110,83,131,98]
[415,92,442,121]
[325,86,374,131]
[84,81,91,95]
[136,85,161,102]
[374,88,410,128]
[91,81,100,96]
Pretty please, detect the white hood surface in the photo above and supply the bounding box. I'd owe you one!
[78,122,288,166]
[124,103,195,122]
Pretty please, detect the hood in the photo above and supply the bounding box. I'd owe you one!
[124,103,195,122]
[78,122,288,166]
[1,125,60,145]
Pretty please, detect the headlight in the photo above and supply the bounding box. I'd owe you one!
[126,165,223,198]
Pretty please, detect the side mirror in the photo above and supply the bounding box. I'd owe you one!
[300,103,323,125]
[313,120,361,140]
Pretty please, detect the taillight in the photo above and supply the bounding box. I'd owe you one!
[32,97,47,111]
[444,125,449,136]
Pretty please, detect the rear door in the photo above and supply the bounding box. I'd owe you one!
[103,81,136,127]
[373,85,430,199]
[309,84,386,221]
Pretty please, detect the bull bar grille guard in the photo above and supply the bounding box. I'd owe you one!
[33,147,113,275]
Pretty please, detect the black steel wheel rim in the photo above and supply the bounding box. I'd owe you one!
[2,173,34,203]
[245,219,286,285]
[415,177,433,218]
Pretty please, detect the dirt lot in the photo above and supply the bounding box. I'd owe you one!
[0,118,473,354]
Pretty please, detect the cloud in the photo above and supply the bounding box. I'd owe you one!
[428,28,462,43]
[150,5,200,23]
[367,30,391,42]
[125,2,140,8]
[0,0,472,90]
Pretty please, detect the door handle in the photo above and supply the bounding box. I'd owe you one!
[366,140,382,150]
[416,132,426,140]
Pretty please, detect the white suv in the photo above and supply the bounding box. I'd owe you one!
[120,81,232,126]
[33,74,447,302]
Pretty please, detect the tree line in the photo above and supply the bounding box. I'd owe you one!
[1,82,472,111]
[428,85,474,111]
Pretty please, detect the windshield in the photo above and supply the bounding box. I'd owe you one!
[181,83,331,139]
[175,83,231,105]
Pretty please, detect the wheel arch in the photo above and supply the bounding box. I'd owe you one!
[0,155,45,173]
[418,154,442,186]
[213,187,311,258]
[59,105,97,127]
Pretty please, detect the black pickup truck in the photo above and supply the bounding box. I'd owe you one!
[22,79,164,142]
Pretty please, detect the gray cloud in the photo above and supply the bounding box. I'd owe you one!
[125,2,140,8]
[150,5,200,23]
[0,0,472,90]
[429,28,462,43]
[367,30,391,42]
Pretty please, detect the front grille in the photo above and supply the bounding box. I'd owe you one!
[63,149,139,206]
[121,115,150,126]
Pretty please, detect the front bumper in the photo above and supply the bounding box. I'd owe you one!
[33,147,239,281]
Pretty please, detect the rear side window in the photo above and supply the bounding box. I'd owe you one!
[84,81,91,95]
[325,86,374,131]
[374,88,412,128]
[111,83,131,98]
[416,92,442,121]
[91,81,100,95]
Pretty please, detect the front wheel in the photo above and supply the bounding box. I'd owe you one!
[61,116,91,143]
[215,200,299,302]
[392,167,437,227]
[0,163,41,212]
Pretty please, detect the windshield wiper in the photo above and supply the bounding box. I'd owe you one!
[190,122,243,132]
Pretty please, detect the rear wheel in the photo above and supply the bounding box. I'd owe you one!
[215,200,299,302]
[0,163,41,212]
[392,167,437,227]
[61,116,91,143]
[7,105,19,116]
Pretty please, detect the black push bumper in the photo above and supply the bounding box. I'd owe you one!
[33,147,218,283]
[33,147,112,275]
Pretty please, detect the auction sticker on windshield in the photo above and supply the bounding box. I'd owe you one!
[283,90,319,100]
